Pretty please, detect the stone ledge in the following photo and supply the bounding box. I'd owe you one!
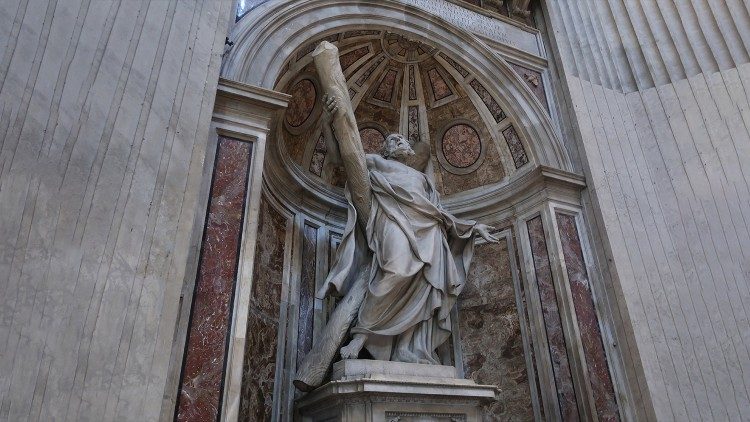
[332,359,459,381]
[296,360,499,421]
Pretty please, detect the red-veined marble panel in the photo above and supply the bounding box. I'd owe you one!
[356,55,385,86]
[238,196,287,421]
[342,29,380,38]
[428,68,452,100]
[502,125,529,168]
[408,66,417,100]
[557,213,620,421]
[527,216,580,421]
[373,68,399,102]
[510,62,547,110]
[407,106,420,145]
[442,124,482,168]
[309,134,327,177]
[439,52,469,78]
[339,46,369,71]
[459,238,535,420]
[359,127,386,154]
[469,78,506,122]
[176,136,252,422]
[285,79,317,127]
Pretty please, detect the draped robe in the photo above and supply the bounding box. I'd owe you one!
[317,154,477,363]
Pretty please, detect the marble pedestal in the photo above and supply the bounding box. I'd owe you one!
[295,360,498,421]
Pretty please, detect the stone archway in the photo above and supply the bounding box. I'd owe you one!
[173,2,627,421]
[223,0,571,173]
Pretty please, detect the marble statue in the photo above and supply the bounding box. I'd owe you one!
[293,41,497,391]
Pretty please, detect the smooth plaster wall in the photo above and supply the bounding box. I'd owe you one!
[544,1,750,420]
[0,0,232,420]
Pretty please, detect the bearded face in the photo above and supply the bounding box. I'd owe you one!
[382,134,415,160]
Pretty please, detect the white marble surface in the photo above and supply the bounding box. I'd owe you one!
[332,360,459,381]
[296,360,498,422]
[544,1,750,420]
[0,0,233,421]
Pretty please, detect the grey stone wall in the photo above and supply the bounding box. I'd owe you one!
[0,0,232,420]
[543,1,750,420]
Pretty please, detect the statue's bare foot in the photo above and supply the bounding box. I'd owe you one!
[392,348,421,363]
[340,334,366,359]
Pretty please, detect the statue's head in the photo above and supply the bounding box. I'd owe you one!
[381,134,415,161]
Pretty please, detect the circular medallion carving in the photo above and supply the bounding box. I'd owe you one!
[359,127,385,154]
[435,120,486,175]
[442,124,481,168]
[285,79,317,127]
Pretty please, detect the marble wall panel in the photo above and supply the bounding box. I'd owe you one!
[356,55,386,86]
[557,214,620,421]
[428,68,453,100]
[442,124,482,168]
[426,97,505,195]
[527,216,579,421]
[439,52,469,78]
[176,137,252,421]
[339,46,370,72]
[469,78,507,123]
[409,66,418,100]
[238,196,288,421]
[359,127,386,154]
[501,125,529,168]
[408,105,420,145]
[309,135,327,177]
[373,69,400,103]
[285,79,317,128]
[297,224,318,365]
[459,237,534,421]
[509,62,547,110]
[342,30,381,39]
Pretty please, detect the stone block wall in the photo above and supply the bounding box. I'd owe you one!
[0,0,232,420]
[543,1,750,420]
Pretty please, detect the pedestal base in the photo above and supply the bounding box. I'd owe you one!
[295,360,498,421]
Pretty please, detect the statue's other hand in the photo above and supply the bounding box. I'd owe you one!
[475,223,500,243]
[322,93,339,123]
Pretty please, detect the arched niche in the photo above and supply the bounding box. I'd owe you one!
[210,1,626,421]
[223,1,573,212]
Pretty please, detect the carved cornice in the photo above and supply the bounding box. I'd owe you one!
[443,165,586,221]
[213,77,291,135]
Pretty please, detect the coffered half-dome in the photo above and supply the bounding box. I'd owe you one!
[274,29,534,198]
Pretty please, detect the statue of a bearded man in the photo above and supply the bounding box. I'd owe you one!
[318,96,498,364]
[293,41,496,390]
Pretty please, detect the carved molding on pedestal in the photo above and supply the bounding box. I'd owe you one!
[296,360,497,422]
